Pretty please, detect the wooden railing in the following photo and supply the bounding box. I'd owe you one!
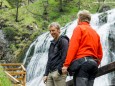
[0,63,26,86]
[66,61,115,86]
[1,61,115,86]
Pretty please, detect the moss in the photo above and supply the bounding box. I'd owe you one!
[3,27,18,41]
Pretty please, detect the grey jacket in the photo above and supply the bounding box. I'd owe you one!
[44,35,69,76]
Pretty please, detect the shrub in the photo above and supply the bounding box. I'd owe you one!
[3,27,17,41]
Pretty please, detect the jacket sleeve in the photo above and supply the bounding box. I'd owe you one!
[57,37,69,74]
[63,26,82,67]
[97,38,103,65]
[44,49,51,76]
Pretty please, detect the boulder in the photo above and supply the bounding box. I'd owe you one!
[98,5,111,13]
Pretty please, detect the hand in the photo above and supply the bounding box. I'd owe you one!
[43,76,48,84]
[62,66,68,74]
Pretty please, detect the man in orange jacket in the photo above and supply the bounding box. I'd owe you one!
[62,10,103,86]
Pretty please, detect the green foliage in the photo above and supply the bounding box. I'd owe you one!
[0,66,12,86]
[5,0,27,8]
[2,0,11,8]
[1,0,115,62]
[9,43,17,51]
[3,27,17,41]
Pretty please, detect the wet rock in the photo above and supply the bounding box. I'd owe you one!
[26,25,33,30]
[0,18,8,29]
[98,12,107,26]
[98,5,111,13]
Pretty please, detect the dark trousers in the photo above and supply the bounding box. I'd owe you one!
[73,57,98,86]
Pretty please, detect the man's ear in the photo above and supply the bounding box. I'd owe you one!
[78,18,81,24]
[78,18,80,22]
[59,29,61,33]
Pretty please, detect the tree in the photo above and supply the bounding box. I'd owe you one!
[15,0,19,22]
[59,0,63,12]
[42,0,48,15]
[6,0,24,22]
[0,0,3,7]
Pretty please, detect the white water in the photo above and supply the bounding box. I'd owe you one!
[0,30,6,43]
[23,9,115,86]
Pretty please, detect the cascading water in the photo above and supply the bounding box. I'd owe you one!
[23,9,115,86]
[0,30,6,43]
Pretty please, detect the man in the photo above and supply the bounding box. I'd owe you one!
[43,22,69,86]
[62,10,103,86]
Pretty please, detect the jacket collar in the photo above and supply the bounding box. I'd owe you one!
[78,22,90,25]
[51,35,61,45]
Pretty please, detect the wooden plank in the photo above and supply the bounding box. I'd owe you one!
[21,65,26,71]
[5,71,20,84]
[5,68,22,71]
[97,61,115,77]
[13,84,23,86]
[23,74,26,86]
[8,71,26,75]
[16,78,23,81]
[1,63,22,66]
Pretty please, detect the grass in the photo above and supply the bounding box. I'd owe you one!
[0,66,12,86]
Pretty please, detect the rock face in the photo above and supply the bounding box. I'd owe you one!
[0,30,6,60]
[0,30,14,63]
[0,42,4,59]
[0,18,7,29]
[98,5,111,13]
[108,23,115,86]
[108,23,115,61]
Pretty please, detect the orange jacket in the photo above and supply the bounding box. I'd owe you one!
[63,22,103,67]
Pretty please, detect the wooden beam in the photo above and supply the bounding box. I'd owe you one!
[5,68,22,71]
[13,84,23,86]
[0,63,22,66]
[5,71,20,84]
[66,61,115,86]
[7,71,26,75]
[97,61,115,77]
[16,78,23,81]
[21,65,26,71]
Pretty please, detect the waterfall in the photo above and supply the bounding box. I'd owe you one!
[0,30,6,43]
[23,9,115,86]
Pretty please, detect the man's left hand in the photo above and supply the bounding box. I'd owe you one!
[62,66,68,74]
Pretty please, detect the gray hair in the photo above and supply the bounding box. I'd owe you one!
[48,22,60,30]
[77,10,91,23]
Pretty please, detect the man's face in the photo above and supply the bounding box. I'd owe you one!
[49,26,60,40]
